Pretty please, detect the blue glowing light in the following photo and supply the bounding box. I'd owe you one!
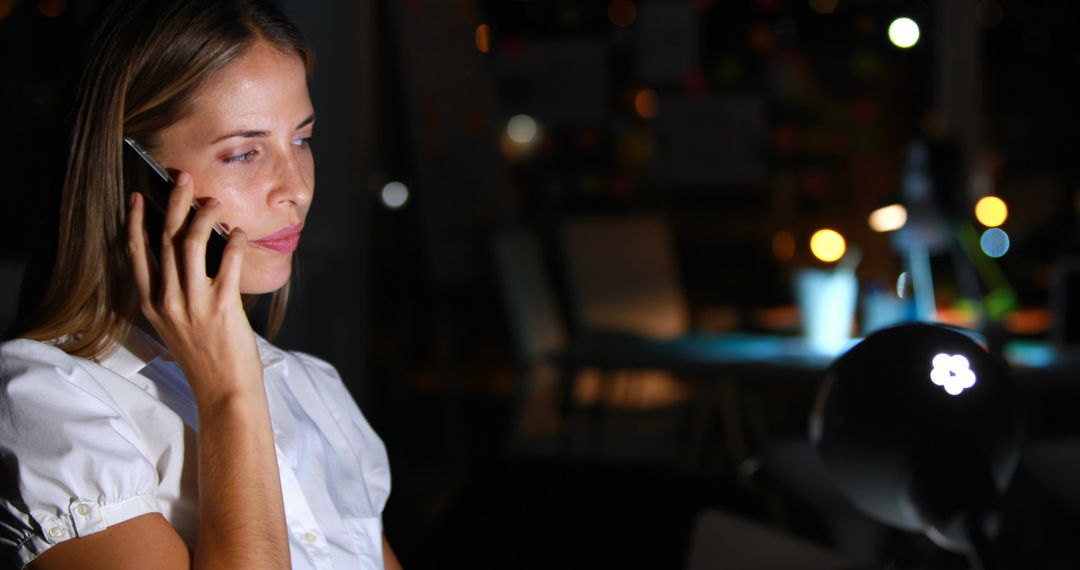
[980,228,1010,258]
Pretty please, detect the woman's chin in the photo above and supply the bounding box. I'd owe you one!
[238,261,292,295]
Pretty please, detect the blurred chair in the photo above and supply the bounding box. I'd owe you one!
[558,214,691,411]
[492,226,688,461]
[559,214,689,339]
[491,228,570,450]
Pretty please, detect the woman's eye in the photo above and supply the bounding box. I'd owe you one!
[292,135,314,148]
[225,149,258,163]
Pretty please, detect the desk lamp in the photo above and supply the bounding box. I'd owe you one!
[811,323,1022,569]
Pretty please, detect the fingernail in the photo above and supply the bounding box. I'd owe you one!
[176,172,190,186]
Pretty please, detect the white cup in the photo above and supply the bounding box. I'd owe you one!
[795,268,858,355]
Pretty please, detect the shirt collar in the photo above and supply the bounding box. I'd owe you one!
[97,326,285,379]
[97,326,171,380]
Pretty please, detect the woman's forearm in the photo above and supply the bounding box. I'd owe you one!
[193,388,290,570]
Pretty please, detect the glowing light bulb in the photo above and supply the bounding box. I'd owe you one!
[980,228,1010,258]
[930,353,977,396]
[975,195,1008,227]
[888,17,920,48]
[381,181,410,210]
[810,229,847,263]
[868,204,908,232]
[506,114,538,145]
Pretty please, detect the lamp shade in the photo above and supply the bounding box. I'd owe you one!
[811,323,1022,552]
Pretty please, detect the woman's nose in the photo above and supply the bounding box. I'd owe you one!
[270,151,314,207]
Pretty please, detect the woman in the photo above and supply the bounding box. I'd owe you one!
[0,1,399,568]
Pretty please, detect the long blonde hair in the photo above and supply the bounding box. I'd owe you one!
[20,0,313,360]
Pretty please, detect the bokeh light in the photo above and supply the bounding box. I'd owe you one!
[506,114,539,145]
[974,195,1008,227]
[475,24,491,53]
[608,0,637,27]
[868,204,908,233]
[888,17,920,48]
[810,229,847,263]
[772,230,796,261]
[633,88,658,119]
[980,228,1010,258]
[381,181,410,210]
[897,272,910,298]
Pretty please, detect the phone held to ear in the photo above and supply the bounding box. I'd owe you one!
[123,137,229,278]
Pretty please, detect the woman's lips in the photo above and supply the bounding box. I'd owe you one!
[251,224,303,253]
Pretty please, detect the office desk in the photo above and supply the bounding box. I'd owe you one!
[553,331,1080,470]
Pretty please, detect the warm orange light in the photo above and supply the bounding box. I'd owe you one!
[633,88,658,119]
[810,229,846,263]
[608,0,637,27]
[475,24,491,53]
[974,195,1008,227]
[772,230,796,261]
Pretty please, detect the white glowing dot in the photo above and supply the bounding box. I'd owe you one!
[930,352,977,396]
[980,228,1010,258]
[507,114,539,145]
[868,204,908,232]
[381,181,409,209]
[888,17,920,48]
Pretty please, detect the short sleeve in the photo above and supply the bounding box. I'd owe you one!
[0,340,163,567]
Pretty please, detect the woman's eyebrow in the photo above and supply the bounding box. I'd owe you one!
[210,114,316,144]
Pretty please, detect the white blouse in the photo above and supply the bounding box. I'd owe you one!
[0,329,390,569]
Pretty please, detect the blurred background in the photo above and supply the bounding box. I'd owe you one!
[6,0,1080,568]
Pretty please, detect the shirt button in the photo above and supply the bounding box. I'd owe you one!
[47,527,65,540]
[76,504,91,516]
[302,532,318,544]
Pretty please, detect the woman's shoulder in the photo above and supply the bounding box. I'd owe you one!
[0,337,126,416]
[0,337,86,378]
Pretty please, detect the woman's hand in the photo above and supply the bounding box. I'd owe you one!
[126,172,262,404]
[126,172,291,569]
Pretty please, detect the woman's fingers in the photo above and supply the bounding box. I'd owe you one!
[159,172,193,304]
[183,197,223,293]
[215,227,248,296]
[126,192,156,313]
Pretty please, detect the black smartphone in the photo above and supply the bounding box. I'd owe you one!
[122,137,228,278]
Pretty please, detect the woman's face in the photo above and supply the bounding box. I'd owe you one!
[155,41,314,294]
